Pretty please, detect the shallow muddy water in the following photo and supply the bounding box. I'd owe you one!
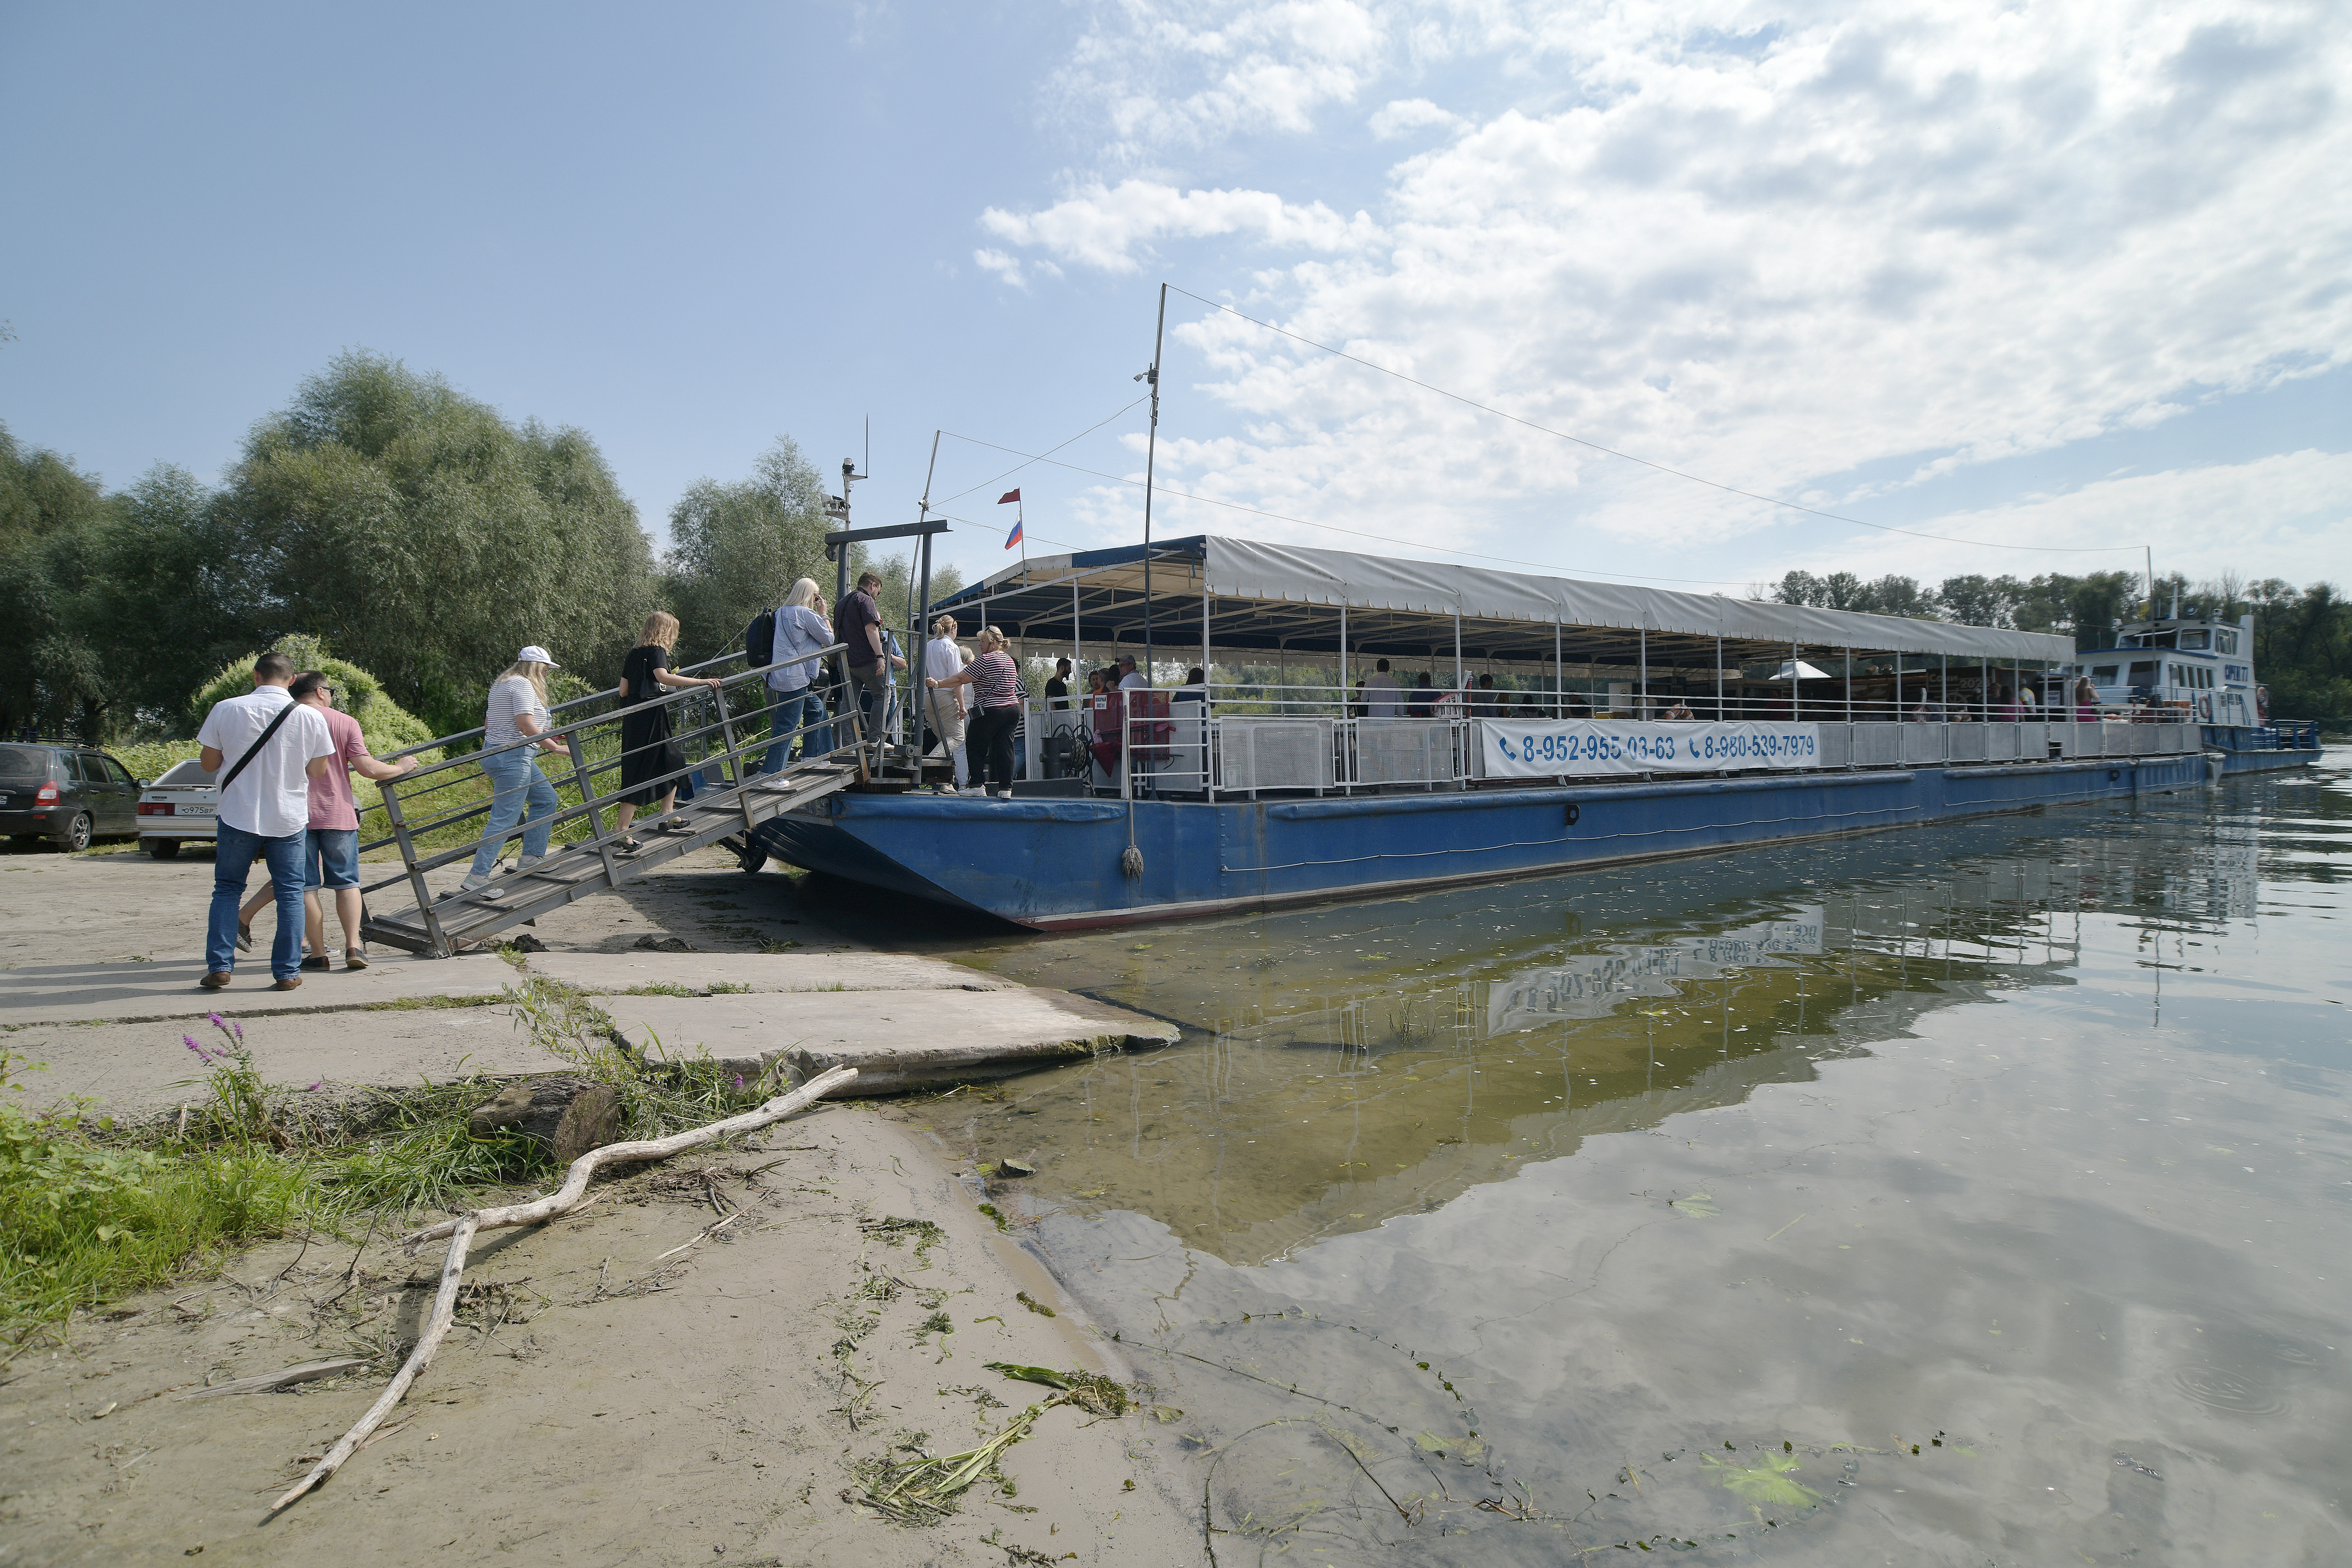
[906,756,2352,1564]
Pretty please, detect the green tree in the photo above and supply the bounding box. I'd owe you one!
[0,424,111,738]
[188,634,437,759]
[659,437,966,668]
[1935,574,2026,628]
[659,437,836,666]
[219,351,656,736]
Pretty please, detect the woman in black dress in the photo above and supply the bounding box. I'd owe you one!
[613,612,720,850]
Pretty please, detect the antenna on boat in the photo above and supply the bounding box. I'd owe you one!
[1138,284,1166,685]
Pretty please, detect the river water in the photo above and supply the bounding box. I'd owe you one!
[907,756,2350,1564]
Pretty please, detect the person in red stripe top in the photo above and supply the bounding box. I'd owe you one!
[926,626,1024,799]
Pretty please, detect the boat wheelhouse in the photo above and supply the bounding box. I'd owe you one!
[753,536,2224,929]
[2065,609,2320,773]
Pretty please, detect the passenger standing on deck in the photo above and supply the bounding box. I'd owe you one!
[459,649,566,901]
[1363,659,1402,717]
[2072,676,2100,721]
[612,612,722,852]
[928,627,1024,798]
[923,614,970,791]
[196,652,336,990]
[1045,659,1073,710]
[762,579,835,774]
[1117,654,1148,691]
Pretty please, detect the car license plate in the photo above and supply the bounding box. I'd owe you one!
[180,805,216,817]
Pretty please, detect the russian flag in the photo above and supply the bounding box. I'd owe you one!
[1004,518,1024,549]
[1000,487,1023,549]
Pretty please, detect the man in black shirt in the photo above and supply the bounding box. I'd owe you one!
[1044,658,1072,709]
[834,571,890,742]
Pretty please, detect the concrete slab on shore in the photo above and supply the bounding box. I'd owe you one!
[0,953,521,1029]
[11,1004,573,1121]
[606,987,1182,1095]
[530,950,1017,996]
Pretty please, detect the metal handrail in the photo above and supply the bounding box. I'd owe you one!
[357,645,858,903]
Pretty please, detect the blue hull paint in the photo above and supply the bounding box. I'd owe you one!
[756,754,2206,929]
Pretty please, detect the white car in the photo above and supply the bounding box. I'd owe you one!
[138,758,219,858]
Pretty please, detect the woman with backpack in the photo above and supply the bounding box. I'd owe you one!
[762,579,837,773]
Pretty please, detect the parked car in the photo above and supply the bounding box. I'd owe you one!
[138,757,220,858]
[0,742,144,851]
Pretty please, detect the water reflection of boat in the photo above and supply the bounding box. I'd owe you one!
[1484,911,1823,1031]
[970,832,2112,1262]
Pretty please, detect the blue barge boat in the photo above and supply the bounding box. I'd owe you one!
[758,536,2225,929]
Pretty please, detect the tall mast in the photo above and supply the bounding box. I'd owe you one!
[1141,283,1166,683]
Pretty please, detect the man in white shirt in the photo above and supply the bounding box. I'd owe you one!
[1116,655,1149,691]
[195,652,335,991]
[1362,659,1403,718]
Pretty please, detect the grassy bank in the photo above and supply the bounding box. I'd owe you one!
[0,974,766,1356]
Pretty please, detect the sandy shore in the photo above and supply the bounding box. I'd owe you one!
[0,840,1206,1566]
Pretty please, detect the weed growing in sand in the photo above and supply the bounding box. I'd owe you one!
[1,1044,311,1350]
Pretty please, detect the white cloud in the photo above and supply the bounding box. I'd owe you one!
[1368,96,1459,138]
[972,248,1027,287]
[979,180,1383,274]
[986,0,2352,583]
[1051,0,1391,159]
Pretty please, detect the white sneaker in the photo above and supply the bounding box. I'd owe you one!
[459,873,504,900]
[515,855,546,872]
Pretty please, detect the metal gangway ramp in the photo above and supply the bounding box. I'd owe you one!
[358,644,865,958]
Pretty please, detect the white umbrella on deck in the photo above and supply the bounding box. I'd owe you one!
[1768,660,1833,681]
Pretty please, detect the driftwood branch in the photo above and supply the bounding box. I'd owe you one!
[270,1215,477,1514]
[398,1065,858,1252]
[180,1357,371,1400]
[270,1066,856,1514]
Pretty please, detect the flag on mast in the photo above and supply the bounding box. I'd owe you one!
[999,488,1023,550]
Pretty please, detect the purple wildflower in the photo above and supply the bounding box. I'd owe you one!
[206,1012,227,1032]
[183,1034,215,1064]
[733,1074,745,1091]
[305,1081,323,1092]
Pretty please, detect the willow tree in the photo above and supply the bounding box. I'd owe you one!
[220,352,656,734]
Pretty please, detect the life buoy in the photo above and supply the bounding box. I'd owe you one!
[2256,686,2270,723]
[2197,692,2213,721]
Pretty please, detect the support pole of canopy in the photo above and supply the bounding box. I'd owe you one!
[1639,628,1648,718]
[1980,655,1987,720]
[1791,642,1799,721]
[1716,637,1725,721]
[1845,648,1853,724]
[1453,608,1463,697]
[1339,599,1349,717]
[1554,615,1563,720]
[1073,576,1081,683]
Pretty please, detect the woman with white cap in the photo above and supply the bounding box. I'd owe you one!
[459,645,568,899]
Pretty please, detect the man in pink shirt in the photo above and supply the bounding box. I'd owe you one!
[239,671,417,970]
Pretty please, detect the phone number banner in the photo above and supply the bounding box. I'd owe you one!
[1477,719,1820,777]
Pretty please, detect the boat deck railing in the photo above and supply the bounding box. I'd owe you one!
[1005,684,2207,801]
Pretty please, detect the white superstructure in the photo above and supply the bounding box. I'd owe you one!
[2068,613,2263,727]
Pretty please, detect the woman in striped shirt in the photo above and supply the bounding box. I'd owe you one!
[925,626,1024,798]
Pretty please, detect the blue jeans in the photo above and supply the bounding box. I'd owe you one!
[762,686,830,772]
[470,747,560,878]
[211,820,306,980]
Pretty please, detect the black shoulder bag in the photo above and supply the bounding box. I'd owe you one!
[218,701,301,791]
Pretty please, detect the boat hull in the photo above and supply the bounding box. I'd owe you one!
[755,754,2207,929]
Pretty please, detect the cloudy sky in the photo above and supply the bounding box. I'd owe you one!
[3,1,2345,598]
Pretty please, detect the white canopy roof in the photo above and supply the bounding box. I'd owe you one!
[971,536,2075,663]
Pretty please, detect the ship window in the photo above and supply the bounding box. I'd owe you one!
[2179,630,2209,649]
[2128,660,2157,680]
[2217,630,2239,654]
[2090,664,2119,682]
